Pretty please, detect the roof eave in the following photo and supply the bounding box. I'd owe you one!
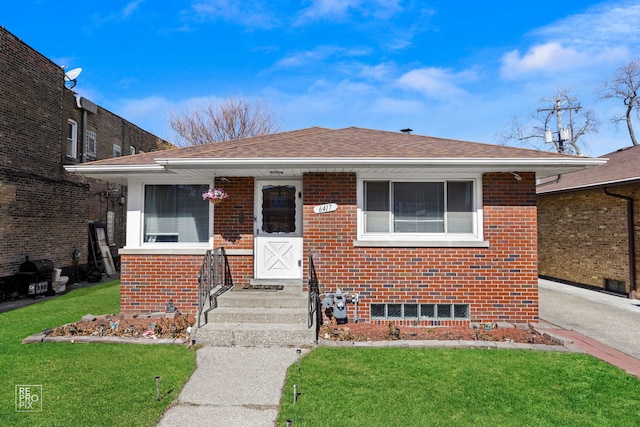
[155,157,607,169]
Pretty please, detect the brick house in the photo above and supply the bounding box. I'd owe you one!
[538,144,640,298]
[66,127,605,325]
[0,27,171,289]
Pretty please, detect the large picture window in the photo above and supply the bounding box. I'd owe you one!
[363,179,476,236]
[144,184,209,243]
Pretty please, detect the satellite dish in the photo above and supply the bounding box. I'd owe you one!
[64,68,82,81]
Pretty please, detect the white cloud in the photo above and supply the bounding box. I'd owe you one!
[359,63,396,81]
[397,67,476,100]
[534,2,640,50]
[122,0,145,18]
[297,0,402,23]
[500,42,586,80]
[190,0,276,28]
[275,45,370,68]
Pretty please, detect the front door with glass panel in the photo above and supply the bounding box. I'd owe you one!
[255,180,303,280]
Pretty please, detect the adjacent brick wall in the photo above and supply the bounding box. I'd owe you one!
[0,28,88,276]
[303,172,539,325]
[0,27,172,278]
[538,186,639,292]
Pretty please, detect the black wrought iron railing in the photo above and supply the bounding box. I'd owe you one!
[197,248,233,327]
[308,251,323,343]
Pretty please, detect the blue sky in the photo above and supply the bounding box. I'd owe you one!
[5,0,640,155]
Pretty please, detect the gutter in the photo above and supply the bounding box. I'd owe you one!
[602,188,637,298]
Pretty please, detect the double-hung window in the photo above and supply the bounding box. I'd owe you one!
[359,176,483,245]
[66,119,78,158]
[143,184,209,243]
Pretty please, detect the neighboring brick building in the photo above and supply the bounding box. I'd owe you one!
[67,127,604,325]
[538,145,640,297]
[0,27,171,288]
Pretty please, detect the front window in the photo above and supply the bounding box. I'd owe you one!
[143,184,209,243]
[362,179,477,238]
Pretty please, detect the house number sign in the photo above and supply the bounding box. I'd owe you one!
[313,203,338,214]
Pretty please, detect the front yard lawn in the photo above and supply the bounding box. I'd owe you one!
[279,346,640,426]
[0,281,196,427]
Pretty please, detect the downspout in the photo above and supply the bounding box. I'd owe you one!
[602,188,637,298]
[81,109,87,163]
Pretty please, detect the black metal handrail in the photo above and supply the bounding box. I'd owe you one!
[197,248,233,327]
[308,251,323,342]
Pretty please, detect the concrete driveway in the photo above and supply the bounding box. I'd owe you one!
[539,278,640,360]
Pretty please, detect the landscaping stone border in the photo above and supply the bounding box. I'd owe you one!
[22,332,186,345]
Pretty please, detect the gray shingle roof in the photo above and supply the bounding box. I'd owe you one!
[537,144,640,194]
[72,126,593,167]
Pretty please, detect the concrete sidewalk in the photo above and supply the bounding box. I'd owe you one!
[156,346,309,427]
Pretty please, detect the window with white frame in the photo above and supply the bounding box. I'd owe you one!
[113,144,122,158]
[130,145,136,155]
[66,119,78,158]
[143,184,209,243]
[360,177,480,241]
[85,130,97,158]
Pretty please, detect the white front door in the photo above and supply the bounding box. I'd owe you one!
[255,180,303,280]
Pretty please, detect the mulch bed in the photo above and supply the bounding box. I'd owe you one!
[319,321,560,345]
[47,313,195,340]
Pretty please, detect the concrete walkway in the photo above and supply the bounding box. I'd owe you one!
[156,346,309,427]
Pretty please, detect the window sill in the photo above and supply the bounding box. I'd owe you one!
[118,247,254,256]
[353,239,490,248]
[119,247,210,256]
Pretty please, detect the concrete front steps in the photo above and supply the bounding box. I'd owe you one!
[194,285,316,347]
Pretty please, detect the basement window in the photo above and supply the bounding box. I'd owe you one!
[604,278,626,295]
[370,303,470,320]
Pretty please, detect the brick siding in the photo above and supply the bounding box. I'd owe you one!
[121,172,539,324]
[120,255,201,314]
[538,186,640,292]
[303,172,539,325]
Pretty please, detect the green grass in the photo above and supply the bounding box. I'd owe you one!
[279,346,640,426]
[0,281,196,427]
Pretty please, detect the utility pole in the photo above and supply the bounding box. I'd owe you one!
[538,97,581,153]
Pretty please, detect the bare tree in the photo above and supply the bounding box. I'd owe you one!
[169,97,282,145]
[499,91,597,155]
[599,60,640,146]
